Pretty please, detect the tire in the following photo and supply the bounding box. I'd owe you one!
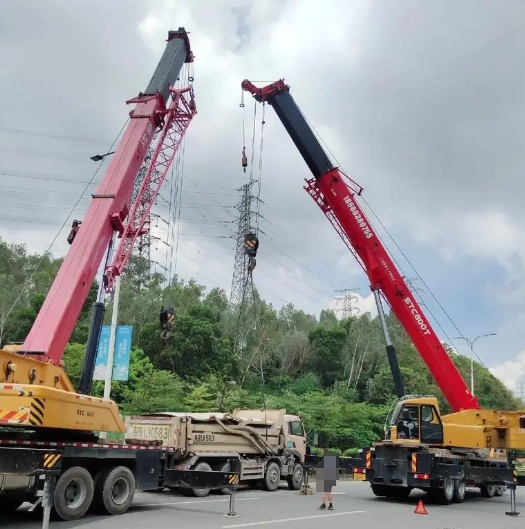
[53,466,95,521]
[0,496,24,512]
[480,483,496,498]
[263,461,281,492]
[494,485,506,497]
[93,466,136,515]
[434,477,454,504]
[287,463,304,491]
[453,479,466,503]
[217,461,233,496]
[190,462,213,497]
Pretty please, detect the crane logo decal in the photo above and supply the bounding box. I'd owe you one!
[343,196,373,239]
[404,297,431,336]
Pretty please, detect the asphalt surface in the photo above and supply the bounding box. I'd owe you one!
[3,480,525,529]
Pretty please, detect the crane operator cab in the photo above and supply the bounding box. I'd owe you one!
[159,306,176,339]
[384,396,444,445]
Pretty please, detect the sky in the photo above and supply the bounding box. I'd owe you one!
[1,0,525,393]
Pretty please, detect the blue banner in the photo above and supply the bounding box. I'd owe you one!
[113,325,133,381]
[93,325,133,382]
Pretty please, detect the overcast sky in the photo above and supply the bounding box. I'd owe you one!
[1,0,525,392]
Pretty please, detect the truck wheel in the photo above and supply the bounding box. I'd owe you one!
[217,461,233,495]
[53,466,95,521]
[287,463,304,491]
[263,461,280,492]
[190,462,213,497]
[434,478,454,504]
[0,496,24,512]
[494,485,506,496]
[453,479,466,503]
[94,466,136,515]
[480,483,496,498]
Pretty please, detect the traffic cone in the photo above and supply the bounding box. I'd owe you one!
[414,499,428,515]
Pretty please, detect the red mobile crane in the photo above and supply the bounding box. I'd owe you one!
[241,79,478,413]
[242,79,515,504]
[0,29,239,522]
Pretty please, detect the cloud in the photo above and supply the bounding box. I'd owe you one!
[1,0,525,381]
[490,354,525,393]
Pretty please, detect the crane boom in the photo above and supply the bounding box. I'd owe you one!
[241,79,479,413]
[21,29,193,365]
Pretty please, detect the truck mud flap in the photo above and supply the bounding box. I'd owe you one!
[0,447,62,475]
[165,469,240,489]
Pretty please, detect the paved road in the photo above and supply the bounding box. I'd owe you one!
[3,481,525,529]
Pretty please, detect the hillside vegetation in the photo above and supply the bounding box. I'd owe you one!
[0,236,520,453]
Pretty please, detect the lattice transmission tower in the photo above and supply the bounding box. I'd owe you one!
[230,180,258,306]
[334,287,361,318]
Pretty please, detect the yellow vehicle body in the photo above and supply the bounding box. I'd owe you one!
[386,396,525,451]
[0,347,126,433]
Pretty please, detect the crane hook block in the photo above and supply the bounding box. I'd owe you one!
[67,220,82,245]
[241,148,248,173]
[244,233,259,258]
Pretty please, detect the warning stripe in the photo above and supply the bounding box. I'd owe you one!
[43,453,62,468]
[411,453,417,473]
[0,438,176,451]
[0,410,30,424]
[29,398,45,426]
[228,474,240,485]
[365,450,371,469]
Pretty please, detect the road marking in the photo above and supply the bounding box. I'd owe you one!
[221,510,365,527]
[141,497,260,507]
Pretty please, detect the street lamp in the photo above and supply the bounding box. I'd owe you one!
[90,150,115,162]
[452,333,497,397]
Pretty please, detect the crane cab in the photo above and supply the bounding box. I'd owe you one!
[385,395,444,445]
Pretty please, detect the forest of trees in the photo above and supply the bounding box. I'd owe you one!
[0,236,521,455]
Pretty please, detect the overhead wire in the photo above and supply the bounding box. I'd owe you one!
[291,98,476,361]
[1,118,129,328]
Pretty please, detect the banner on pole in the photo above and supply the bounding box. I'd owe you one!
[93,325,133,382]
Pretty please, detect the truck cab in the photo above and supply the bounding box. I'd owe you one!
[384,395,444,445]
[283,414,307,461]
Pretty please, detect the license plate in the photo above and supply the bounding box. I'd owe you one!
[353,473,366,481]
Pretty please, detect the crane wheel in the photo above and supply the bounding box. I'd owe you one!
[53,466,95,521]
[480,483,496,498]
[494,485,506,496]
[287,463,304,490]
[434,477,454,504]
[452,479,466,503]
[93,466,136,515]
[263,461,281,492]
[190,461,213,497]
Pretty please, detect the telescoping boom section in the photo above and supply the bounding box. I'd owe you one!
[241,79,479,413]
[0,29,195,434]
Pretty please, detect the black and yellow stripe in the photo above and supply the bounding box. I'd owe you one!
[29,398,45,426]
[227,473,240,485]
[513,469,518,483]
[43,452,62,469]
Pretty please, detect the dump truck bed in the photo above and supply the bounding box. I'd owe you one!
[124,409,286,456]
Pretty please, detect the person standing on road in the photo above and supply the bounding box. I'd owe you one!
[315,449,339,511]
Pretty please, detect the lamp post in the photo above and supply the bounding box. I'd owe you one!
[452,333,497,396]
[90,151,115,162]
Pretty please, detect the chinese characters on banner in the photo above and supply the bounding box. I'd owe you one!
[93,325,133,381]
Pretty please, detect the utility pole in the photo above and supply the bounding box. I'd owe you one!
[334,288,360,318]
[452,333,497,397]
